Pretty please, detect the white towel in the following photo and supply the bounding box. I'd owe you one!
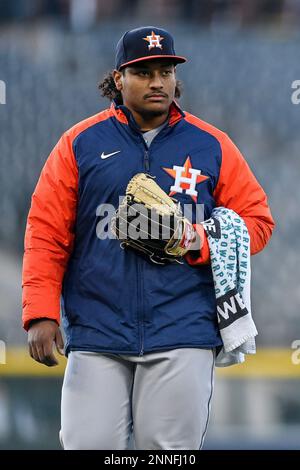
[202,207,257,367]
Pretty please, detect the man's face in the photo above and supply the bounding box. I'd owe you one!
[114,60,176,118]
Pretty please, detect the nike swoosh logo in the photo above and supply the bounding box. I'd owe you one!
[100,150,121,160]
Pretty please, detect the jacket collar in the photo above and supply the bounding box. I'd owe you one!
[110,100,185,130]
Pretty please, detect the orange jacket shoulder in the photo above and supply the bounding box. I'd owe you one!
[64,108,113,144]
[184,112,228,147]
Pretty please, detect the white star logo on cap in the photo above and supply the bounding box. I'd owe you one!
[143,31,164,50]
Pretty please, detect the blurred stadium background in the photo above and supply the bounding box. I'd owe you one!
[0,0,300,450]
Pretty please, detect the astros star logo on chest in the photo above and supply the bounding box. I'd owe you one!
[163,156,209,203]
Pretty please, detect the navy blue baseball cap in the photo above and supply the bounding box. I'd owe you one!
[115,26,187,71]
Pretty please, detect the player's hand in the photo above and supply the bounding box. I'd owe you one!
[28,319,65,367]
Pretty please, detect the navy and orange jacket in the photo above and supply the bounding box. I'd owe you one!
[22,101,274,356]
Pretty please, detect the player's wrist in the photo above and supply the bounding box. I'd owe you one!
[28,318,59,330]
[188,223,204,251]
[165,218,196,257]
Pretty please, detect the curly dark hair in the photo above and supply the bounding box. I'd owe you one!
[98,71,182,104]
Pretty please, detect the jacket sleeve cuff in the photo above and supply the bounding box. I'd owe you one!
[22,289,61,331]
[25,317,59,331]
[185,224,210,265]
[23,313,60,332]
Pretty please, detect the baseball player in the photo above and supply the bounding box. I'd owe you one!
[22,26,275,450]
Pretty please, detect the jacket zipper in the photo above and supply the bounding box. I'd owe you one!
[137,140,149,356]
[144,150,150,172]
[137,257,144,356]
[135,122,178,354]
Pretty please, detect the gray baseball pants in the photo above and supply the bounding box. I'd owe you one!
[60,347,215,450]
